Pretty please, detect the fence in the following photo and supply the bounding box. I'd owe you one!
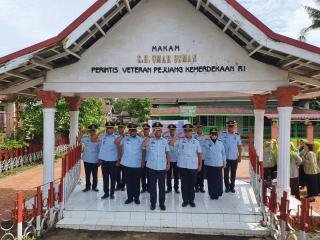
[248,131,320,239]
[0,144,81,240]
[0,137,69,173]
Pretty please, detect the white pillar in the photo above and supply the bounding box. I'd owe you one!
[69,111,79,146]
[253,109,265,161]
[276,106,293,196]
[43,108,56,186]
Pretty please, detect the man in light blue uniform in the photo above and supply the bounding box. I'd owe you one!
[204,128,226,200]
[163,124,180,194]
[193,122,207,193]
[171,124,202,207]
[115,123,143,205]
[98,121,118,199]
[219,120,242,193]
[143,122,170,211]
[81,124,100,192]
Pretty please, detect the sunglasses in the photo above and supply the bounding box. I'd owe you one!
[184,129,193,132]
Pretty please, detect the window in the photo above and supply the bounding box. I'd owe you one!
[199,116,208,126]
[208,115,215,126]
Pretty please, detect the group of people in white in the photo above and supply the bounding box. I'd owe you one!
[80,120,242,211]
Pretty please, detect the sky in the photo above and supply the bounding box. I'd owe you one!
[0,0,319,57]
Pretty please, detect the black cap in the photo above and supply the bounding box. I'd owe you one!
[210,128,218,134]
[142,123,150,129]
[105,121,115,128]
[227,120,237,126]
[127,122,138,130]
[167,124,177,130]
[183,124,193,130]
[152,122,163,130]
[88,124,98,131]
[116,121,125,127]
[194,122,203,127]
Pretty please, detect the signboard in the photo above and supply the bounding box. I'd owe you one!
[180,106,197,117]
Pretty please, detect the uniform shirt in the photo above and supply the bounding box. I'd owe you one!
[290,151,302,178]
[263,146,276,168]
[98,133,118,161]
[146,137,170,170]
[120,136,143,168]
[81,136,99,164]
[219,131,242,160]
[203,139,226,167]
[176,137,202,169]
[163,134,179,162]
[193,133,207,160]
[302,151,318,175]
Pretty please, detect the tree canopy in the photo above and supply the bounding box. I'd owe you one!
[299,6,320,41]
[112,98,152,122]
[15,97,105,141]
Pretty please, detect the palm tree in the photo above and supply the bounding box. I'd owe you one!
[299,6,320,42]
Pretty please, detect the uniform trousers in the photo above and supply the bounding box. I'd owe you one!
[124,166,141,200]
[290,177,300,199]
[116,164,125,189]
[195,160,205,190]
[141,163,149,191]
[83,162,98,190]
[179,167,197,203]
[101,160,117,196]
[305,174,319,197]
[299,166,306,187]
[148,169,166,205]
[224,159,238,191]
[166,162,179,190]
[206,165,223,198]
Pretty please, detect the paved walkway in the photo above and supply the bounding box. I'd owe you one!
[0,159,319,215]
[57,179,267,236]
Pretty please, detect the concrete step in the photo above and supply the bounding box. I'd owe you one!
[57,210,268,236]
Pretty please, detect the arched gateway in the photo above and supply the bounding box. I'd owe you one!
[1,0,320,236]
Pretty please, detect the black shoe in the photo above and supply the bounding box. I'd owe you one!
[182,202,188,207]
[125,199,133,204]
[225,188,230,193]
[101,194,109,199]
[165,189,172,194]
[230,189,235,193]
[92,188,99,192]
[150,204,156,210]
[199,188,205,193]
[115,186,121,191]
[141,189,147,193]
[195,188,199,193]
[210,196,219,200]
[110,195,115,199]
[134,199,140,205]
[160,204,166,211]
[174,189,180,194]
[121,187,125,191]
[189,202,196,207]
[82,188,90,192]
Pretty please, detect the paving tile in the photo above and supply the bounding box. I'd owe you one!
[57,179,268,236]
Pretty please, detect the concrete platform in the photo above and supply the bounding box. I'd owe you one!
[57,178,268,236]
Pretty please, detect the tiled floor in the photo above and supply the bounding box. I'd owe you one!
[57,178,268,236]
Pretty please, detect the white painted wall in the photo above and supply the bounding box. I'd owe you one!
[45,0,288,98]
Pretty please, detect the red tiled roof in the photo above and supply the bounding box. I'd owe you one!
[150,106,320,120]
